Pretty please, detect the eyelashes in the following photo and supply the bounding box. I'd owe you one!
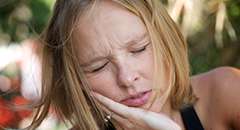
[91,62,109,73]
[131,43,149,53]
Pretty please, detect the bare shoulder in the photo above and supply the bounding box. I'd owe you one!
[211,66,240,87]
[208,67,240,104]
[191,66,240,97]
[211,67,240,128]
[191,67,240,129]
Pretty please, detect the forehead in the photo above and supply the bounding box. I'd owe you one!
[73,1,147,62]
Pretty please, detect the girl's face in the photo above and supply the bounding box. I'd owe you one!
[74,1,170,109]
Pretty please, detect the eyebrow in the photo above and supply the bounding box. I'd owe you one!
[80,33,148,67]
[124,33,148,47]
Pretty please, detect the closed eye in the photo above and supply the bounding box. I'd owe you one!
[91,62,109,73]
[131,44,149,53]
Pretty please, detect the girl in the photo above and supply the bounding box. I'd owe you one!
[29,0,240,130]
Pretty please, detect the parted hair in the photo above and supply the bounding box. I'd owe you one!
[29,0,196,130]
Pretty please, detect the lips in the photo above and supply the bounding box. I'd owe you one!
[120,90,152,107]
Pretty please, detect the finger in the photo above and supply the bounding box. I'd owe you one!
[92,92,147,124]
[92,92,180,130]
[92,93,135,129]
[141,111,181,130]
[92,92,136,118]
[112,112,136,129]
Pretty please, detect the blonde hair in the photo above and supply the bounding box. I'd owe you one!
[29,0,196,129]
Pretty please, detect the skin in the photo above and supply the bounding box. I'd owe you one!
[74,1,240,130]
[191,67,240,130]
[74,1,170,111]
[92,67,240,130]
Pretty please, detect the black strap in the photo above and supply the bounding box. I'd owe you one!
[105,121,116,130]
[180,105,204,130]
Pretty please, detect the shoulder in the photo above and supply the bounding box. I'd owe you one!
[210,66,240,86]
[211,67,240,128]
[191,66,240,97]
[191,67,240,128]
[206,67,240,103]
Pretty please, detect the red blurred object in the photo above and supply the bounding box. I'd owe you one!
[12,96,32,119]
[0,96,33,128]
[0,97,16,127]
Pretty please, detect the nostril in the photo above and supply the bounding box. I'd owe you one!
[118,76,139,88]
[117,65,139,87]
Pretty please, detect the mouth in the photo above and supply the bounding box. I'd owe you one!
[120,90,152,107]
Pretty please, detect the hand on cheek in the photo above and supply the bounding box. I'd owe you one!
[92,92,181,130]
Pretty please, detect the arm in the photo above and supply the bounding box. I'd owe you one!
[212,67,240,129]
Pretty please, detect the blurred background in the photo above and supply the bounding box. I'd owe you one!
[0,0,239,129]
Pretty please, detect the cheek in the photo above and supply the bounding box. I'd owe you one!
[87,71,119,100]
[136,50,154,79]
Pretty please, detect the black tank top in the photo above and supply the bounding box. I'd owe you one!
[180,105,204,130]
[106,104,204,130]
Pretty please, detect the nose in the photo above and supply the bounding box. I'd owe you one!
[117,63,139,88]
